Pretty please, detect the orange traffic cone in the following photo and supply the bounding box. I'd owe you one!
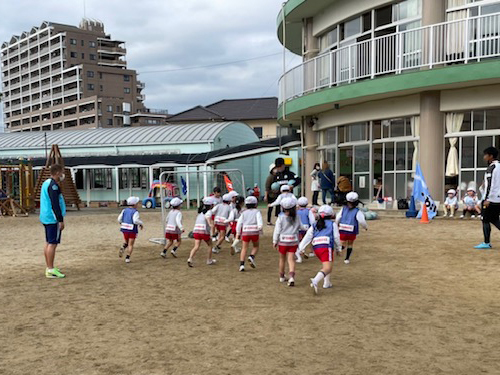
[420,204,430,224]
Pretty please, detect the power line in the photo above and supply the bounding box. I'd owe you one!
[140,52,282,74]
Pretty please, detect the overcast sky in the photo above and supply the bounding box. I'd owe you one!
[0,0,299,126]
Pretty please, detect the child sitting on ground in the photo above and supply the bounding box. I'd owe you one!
[118,196,144,264]
[443,189,458,218]
[461,188,480,219]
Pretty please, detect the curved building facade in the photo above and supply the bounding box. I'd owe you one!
[278,0,500,205]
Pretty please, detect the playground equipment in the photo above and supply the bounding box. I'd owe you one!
[0,160,35,217]
[142,180,180,209]
[149,169,245,245]
[34,145,81,209]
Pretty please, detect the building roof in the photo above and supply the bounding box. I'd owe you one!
[0,122,242,149]
[167,97,278,122]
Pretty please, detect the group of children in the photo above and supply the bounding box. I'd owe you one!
[117,185,368,295]
[443,188,482,219]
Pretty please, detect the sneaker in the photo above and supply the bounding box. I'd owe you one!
[206,259,217,265]
[474,242,492,249]
[230,245,236,256]
[170,249,177,258]
[225,236,231,243]
[212,237,218,243]
[460,215,464,219]
[449,213,453,218]
[344,259,350,264]
[248,256,256,268]
[471,215,476,219]
[288,278,295,287]
[187,259,194,267]
[45,268,65,278]
[160,250,167,258]
[119,245,126,258]
[267,222,274,226]
[239,265,245,272]
[212,247,220,254]
[296,254,303,264]
[308,252,315,258]
[323,283,333,289]
[235,247,241,254]
[125,257,131,264]
[310,279,318,295]
[279,277,287,283]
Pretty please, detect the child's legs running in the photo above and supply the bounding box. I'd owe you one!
[279,253,286,276]
[216,229,226,247]
[240,241,249,262]
[250,240,259,256]
[345,240,354,260]
[205,239,213,260]
[287,251,296,274]
[127,238,135,256]
[189,240,202,259]
[164,239,173,251]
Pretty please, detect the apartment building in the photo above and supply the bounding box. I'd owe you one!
[278,0,500,205]
[1,19,166,132]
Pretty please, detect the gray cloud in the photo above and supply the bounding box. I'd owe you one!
[0,0,298,123]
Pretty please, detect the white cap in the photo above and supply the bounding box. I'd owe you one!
[245,196,258,205]
[222,193,231,202]
[280,196,297,210]
[318,205,334,217]
[203,197,215,205]
[280,184,290,192]
[447,189,456,195]
[170,197,183,207]
[297,197,308,207]
[127,196,140,206]
[228,191,239,198]
[269,163,275,172]
[346,192,359,202]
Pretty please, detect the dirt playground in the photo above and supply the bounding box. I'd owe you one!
[0,208,499,375]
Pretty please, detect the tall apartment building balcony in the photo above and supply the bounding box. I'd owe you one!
[97,46,126,55]
[279,11,500,108]
[137,94,145,101]
[137,81,145,89]
[98,57,126,68]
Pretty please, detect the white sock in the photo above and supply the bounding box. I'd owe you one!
[312,271,325,285]
[232,239,240,247]
[323,273,331,286]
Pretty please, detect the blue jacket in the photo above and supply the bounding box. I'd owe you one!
[319,169,335,189]
[40,178,66,224]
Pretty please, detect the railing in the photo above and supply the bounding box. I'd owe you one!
[137,108,168,115]
[279,12,500,105]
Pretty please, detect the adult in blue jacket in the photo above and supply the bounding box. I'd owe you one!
[40,164,67,279]
[319,162,335,205]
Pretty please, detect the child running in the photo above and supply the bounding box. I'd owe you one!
[211,187,223,241]
[273,197,301,286]
[187,197,217,267]
[228,195,245,255]
[295,196,317,263]
[225,191,239,242]
[336,192,368,264]
[298,205,341,294]
[118,196,144,264]
[236,196,263,272]
[211,193,232,254]
[268,184,294,208]
[161,197,184,258]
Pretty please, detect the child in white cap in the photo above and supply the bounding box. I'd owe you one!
[236,196,263,272]
[296,196,317,262]
[336,192,368,264]
[211,193,233,253]
[161,197,184,258]
[267,184,294,208]
[118,196,144,264]
[273,196,301,286]
[298,205,341,294]
[443,189,458,218]
[461,188,480,219]
[187,197,217,267]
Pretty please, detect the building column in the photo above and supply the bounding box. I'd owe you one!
[422,0,446,26]
[302,117,318,203]
[303,18,318,61]
[420,91,444,200]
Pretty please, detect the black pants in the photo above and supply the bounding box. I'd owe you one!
[267,198,281,223]
[482,203,500,243]
[312,191,319,206]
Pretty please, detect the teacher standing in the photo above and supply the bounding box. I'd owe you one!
[310,162,321,206]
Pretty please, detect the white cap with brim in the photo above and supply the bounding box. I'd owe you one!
[222,193,231,202]
[170,197,183,207]
[280,196,298,210]
[245,196,258,205]
[280,184,291,192]
[203,197,215,205]
[297,197,308,207]
[228,191,239,198]
[346,192,359,202]
[447,189,456,195]
[318,205,334,217]
[127,196,140,206]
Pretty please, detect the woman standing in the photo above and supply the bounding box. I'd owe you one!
[319,162,335,205]
[310,162,321,206]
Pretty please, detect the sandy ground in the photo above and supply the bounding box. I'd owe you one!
[0,208,499,375]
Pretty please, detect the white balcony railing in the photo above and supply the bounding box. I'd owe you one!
[279,12,500,105]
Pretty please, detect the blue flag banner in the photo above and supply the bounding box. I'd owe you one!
[413,163,438,220]
[181,176,188,196]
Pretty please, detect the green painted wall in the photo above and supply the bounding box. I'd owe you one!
[278,60,500,121]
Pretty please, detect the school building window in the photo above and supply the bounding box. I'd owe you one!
[119,168,148,189]
[124,87,131,94]
[91,169,112,189]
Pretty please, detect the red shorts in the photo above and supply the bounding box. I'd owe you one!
[165,232,180,241]
[278,244,298,255]
[193,233,211,242]
[340,233,357,242]
[230,222,237,233]
[215,224,227,232]
[314,247,333,262]
[123,232,137,241]
[241,235,259,243]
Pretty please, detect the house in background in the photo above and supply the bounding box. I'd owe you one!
[166,97,289,139]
